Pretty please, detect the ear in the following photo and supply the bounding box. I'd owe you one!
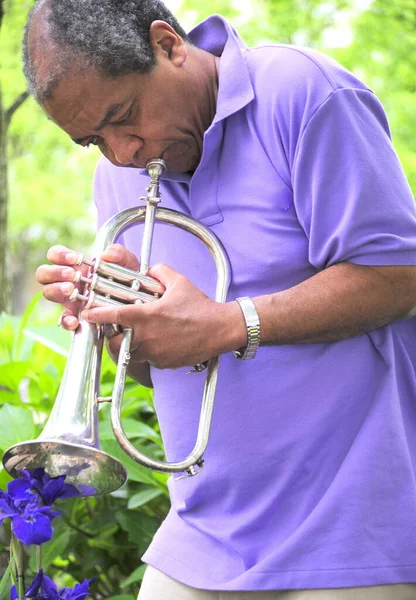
[149,20,187,67]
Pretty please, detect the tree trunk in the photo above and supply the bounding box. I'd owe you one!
[0,83,11,313]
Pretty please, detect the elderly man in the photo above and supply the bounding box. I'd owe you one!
[27,0,416,598]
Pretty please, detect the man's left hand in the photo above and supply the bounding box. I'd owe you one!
[80,263,246,369]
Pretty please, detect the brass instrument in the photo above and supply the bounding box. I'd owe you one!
[2,159,231,495]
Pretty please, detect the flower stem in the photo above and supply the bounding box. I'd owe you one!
[36,545,42,572]
[0,554,14,599]
[11,534,25,600]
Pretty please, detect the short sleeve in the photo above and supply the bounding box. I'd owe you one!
[292,88,416,270]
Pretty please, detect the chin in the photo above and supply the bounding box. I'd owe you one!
[163,146,201,174]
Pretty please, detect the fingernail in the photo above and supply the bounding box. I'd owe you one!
[62,268,74,279]
[65,251,80,264]
[61,282,73,294]
[103,247,122,261]
[66,316,78,330]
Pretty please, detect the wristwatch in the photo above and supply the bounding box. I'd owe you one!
[232,297,261,360]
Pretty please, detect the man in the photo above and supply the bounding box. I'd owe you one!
[26,0,416,598]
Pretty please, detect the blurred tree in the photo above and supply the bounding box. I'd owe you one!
[332,0,416,191]
[1,0,415,315]
[1,0,99,314]
[0,0,29,312]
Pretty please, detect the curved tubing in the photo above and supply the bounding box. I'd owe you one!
[96,206,231,475]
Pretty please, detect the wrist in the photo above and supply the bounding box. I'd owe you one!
[213,300,248,355]
[232,297,261,360]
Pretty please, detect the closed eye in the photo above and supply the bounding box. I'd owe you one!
[82,136,101,148]
[114,106,132,125]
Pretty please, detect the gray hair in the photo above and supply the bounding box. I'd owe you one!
[23,0,190,101]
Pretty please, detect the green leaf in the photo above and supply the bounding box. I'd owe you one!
[120,565,146,588]
[127,487,163,510]
[0,321,15,363]
[29,529,72,571]
[23,327,70,357]
[101,439,163,487]
[14,293,42,360]
[0,362,30,393]
[0,389,20,405]
[99,418,160,442]
[0,404,35,451]
[0,466,12,489]
[0,555,14,599]
[107,595,136,600]
[116,510,159,547]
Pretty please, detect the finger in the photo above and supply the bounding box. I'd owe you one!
[80,303,145,328]
[58,310,79,331]
[147,263,183,289]
[36,264,78,285]
[106,333,123,357]
[43,281,75,304]
[46,245,84,266]
[103,323,123,338]
[100,244,140,270]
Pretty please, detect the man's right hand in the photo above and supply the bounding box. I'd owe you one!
[36,243,141,331]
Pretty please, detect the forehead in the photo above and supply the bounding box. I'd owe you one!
[41,70,139,133]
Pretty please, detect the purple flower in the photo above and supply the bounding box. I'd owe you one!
[1,469,82,545]
[21,570,94,600]
[12,498,60,546]
[18,469,80,505]
[0,485,60,546]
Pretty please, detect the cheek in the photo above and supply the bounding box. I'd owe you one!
[98,141,118,166]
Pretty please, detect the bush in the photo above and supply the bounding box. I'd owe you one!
[0,296,169,598]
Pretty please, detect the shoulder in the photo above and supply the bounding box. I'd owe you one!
[244,44,370,98]
[242,45,377,165]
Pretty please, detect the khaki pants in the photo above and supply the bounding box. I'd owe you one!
[138,566,416,599]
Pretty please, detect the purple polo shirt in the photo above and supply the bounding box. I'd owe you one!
[93,16,416,591]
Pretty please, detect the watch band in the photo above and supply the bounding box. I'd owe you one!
[233,297,261,360]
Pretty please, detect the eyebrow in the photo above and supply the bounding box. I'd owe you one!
[72,102,126,145]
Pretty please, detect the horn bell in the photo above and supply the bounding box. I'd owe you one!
[2,320,127,496]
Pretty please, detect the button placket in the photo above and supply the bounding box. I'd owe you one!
[190,125,224,226]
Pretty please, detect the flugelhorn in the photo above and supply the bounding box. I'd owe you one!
[2,159,231,495]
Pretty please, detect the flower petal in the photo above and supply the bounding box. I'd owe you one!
[12,514,54,545]
[0,498,17,522]
[25,569,44,598]
[41,574,59,600]
[70,579,94,600]
[10,585,18,600]
[41,477,66,505]
[7,480,33,501]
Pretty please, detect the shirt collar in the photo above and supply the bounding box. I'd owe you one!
[189,15,254,124]
[141,15,254,183]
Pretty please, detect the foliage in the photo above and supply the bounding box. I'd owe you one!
[2,0,99,256]
[2,0,415,301]
[0,300,169,598]
[330,0,416,190]
[0,0,415,595]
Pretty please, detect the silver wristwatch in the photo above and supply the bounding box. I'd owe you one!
[232,297,261,360]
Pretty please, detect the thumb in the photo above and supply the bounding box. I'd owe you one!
[148,263,182,289]
[100,243,140,270]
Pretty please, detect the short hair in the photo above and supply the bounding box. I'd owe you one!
[23,0,190,102]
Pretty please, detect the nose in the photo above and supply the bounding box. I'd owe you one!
[106,133,144,165]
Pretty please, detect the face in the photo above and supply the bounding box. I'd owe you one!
[39,24,216,173]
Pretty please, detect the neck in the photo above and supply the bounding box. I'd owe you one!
[188,46,220,132]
